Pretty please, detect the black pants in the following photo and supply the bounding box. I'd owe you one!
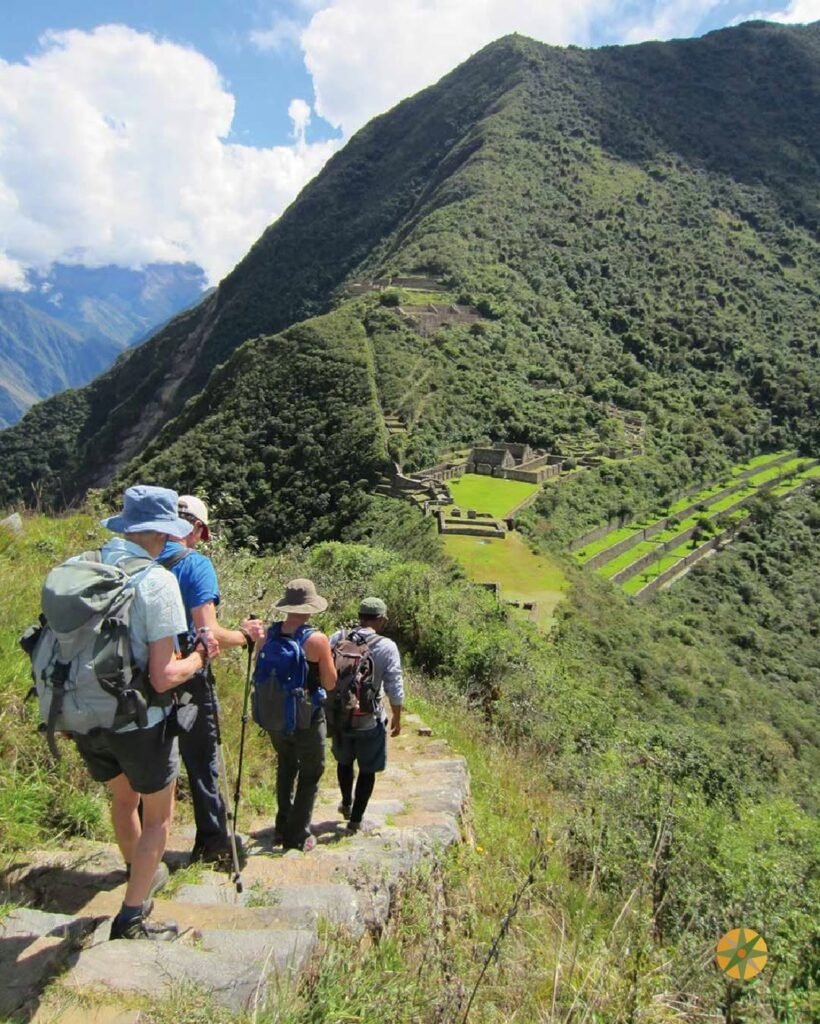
[178,673,227,851]
[337,763,376,823]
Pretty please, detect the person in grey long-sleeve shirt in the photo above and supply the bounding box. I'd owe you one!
[329,596,404,831]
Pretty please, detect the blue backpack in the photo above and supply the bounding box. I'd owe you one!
[252,623,326,734]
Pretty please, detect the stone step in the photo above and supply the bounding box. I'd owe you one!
[2,711,470,1019]
[65,926,314,1012]
[0,908,104,1019]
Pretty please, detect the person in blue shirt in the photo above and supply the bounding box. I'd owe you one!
[159,495,265,865]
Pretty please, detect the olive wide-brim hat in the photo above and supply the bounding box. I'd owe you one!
[273,578,328,614]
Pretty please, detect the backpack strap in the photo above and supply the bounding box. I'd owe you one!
[158,548,193,571]
[45,660,69,759]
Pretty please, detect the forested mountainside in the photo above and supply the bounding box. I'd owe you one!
[0,263,206,428]
[0,21,819,549]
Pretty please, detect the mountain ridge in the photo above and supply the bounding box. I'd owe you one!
[0,262,208,428]
[0,23,818,546]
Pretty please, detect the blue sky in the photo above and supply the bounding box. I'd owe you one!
[0,0,816,288]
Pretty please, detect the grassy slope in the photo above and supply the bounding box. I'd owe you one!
[2,500,819,1021]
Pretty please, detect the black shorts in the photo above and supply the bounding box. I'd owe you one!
[73,720,179,795]
[331,720,387,774]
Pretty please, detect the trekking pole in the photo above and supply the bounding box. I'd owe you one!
[205,664,245,894]
[232,616,257,870]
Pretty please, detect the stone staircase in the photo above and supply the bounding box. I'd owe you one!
[0,713,468,1021]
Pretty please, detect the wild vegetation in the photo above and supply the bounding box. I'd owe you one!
[2,486,818,1021]
[1,19,819,1023]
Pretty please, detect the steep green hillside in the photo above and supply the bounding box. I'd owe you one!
[0,40,525,505]
[117,307,387,547]
[0,22,819,543]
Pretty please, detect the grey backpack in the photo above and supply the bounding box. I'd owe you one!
[22,550,157,756]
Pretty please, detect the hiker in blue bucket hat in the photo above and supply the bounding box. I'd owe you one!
[78,485,221,940]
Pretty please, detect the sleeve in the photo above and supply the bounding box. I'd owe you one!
[379,639,404,707]
[180,553,220,611]
[140,567,188,642]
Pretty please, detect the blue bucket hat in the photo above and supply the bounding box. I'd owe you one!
[100,485,193,539]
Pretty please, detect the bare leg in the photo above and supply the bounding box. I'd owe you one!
[123,783,175,907]
[107,773,141,866]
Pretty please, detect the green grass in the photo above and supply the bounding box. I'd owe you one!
[443,531,566,627]
[578,452,806,568]
[622,469,820,595]
[445,474,540,519]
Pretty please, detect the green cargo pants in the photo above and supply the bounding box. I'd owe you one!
[268,714,326,849]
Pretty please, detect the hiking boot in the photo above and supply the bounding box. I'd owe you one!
[284,834,317,852]
[110,910,178,941]
[192,835,246,868]
[347,819,375,835]
[337,802,352,820]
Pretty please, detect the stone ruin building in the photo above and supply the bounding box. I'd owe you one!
[465,443,560,484]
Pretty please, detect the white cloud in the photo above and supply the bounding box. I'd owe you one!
[250,18,304,51]
[288,98,313,142]
[298,0,616,135]
[619,1,723,44]
[741,0,820,21]
[0,25,340,287]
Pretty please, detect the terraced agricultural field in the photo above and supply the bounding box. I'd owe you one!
[576,450,800,567]
[621,464,820,597]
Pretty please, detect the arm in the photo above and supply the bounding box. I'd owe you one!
[191,601,265,649]
[381,640,404,737]
[148,633,220,693]
[304,631,337,691]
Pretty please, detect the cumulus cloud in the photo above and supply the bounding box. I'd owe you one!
[298,0,616,135]
[288,98,313,142]
[0,25,340,288]
[743,0,820,21]
[619,1,723,45]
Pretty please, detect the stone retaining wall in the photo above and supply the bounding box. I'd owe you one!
[608,465,815,585]
[568,451,799,554]
[632,522,750,602]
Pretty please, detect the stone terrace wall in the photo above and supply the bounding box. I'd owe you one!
[571,451,801,557]
[503,464,560,484]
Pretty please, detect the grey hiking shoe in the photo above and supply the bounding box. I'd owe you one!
[110,910,178,941]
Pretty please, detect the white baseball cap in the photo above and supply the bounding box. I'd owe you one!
[178,495,210,540]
